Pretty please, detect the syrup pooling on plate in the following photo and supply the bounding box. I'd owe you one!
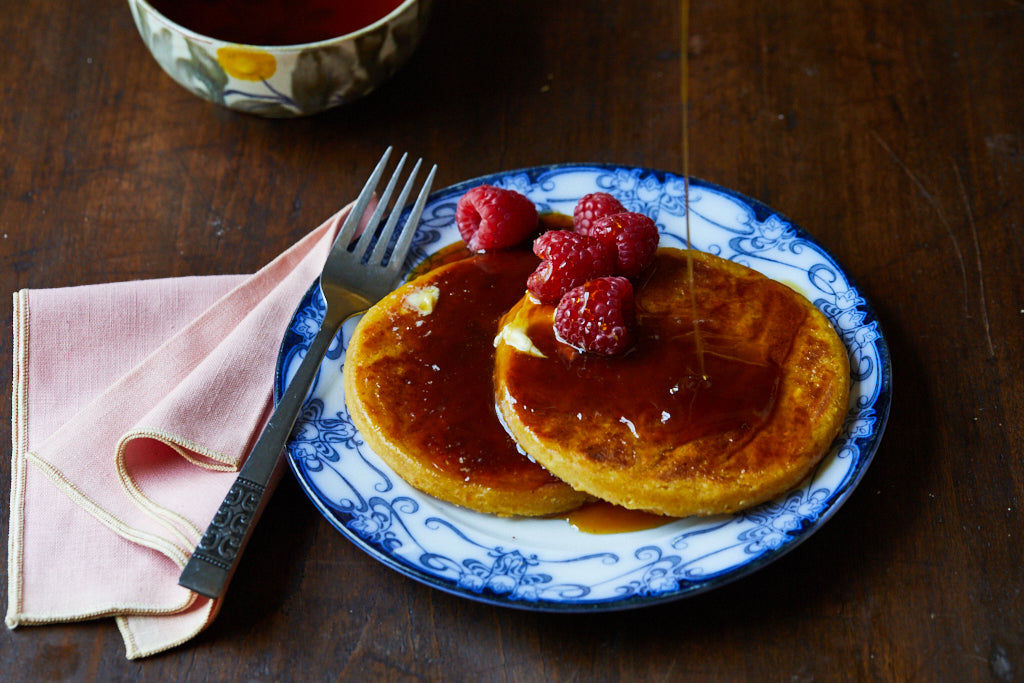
[561,501,675,534]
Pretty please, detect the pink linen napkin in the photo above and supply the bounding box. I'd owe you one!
[6,202,357,659]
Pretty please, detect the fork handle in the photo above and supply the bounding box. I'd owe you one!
[178,310,344,599]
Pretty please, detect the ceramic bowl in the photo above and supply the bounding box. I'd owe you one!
[127,0,432,117]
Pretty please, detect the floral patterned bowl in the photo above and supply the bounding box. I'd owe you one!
[126,0,432,117]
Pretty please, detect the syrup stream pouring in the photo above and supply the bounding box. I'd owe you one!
[680,0,707,381]
[178,147,437,599]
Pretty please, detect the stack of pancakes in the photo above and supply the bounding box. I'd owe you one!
[344,246,850,519]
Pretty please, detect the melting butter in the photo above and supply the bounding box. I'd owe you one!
[494,313,546,358]
[404,285,440,315]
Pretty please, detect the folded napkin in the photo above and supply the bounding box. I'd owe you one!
[6,202,358,658]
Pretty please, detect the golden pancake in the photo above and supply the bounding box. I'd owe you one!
[494,248,850,517]
[344,248,590,517]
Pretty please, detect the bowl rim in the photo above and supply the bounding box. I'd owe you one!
[130,0,421,51]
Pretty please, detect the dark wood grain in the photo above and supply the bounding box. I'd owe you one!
[2,0,1022,680]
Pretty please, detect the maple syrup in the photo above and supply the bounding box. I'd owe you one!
[148,0,404,46]
[680,0,707,379]
[360,247,562,490]
[561,501,674,534]
[501,251,797,467]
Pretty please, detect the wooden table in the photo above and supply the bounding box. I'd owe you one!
[2,0,1021,679]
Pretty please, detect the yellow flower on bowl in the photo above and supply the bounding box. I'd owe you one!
[216,46,277,81]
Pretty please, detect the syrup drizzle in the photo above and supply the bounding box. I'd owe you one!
[681,0,708,382]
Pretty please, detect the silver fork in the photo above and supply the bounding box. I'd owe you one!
[178,148,436,599]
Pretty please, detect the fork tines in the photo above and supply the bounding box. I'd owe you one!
[340,147,437,271]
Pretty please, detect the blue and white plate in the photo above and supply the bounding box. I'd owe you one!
[275,163,892,611]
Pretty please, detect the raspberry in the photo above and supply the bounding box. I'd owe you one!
[527,230,616,304]
[554,276,636,355]
[573,192,626,234]
[456,185,538,252]
[581,212,659,278]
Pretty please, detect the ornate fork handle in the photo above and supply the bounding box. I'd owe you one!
[191,477,264,570]
[178,301,348,598]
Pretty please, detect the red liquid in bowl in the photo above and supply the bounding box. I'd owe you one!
[147,0,405,46]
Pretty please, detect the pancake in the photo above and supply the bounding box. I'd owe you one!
[344,248,591,517]
[494,248,851,517]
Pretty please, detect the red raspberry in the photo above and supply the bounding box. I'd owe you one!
[573,192,626,234]
[554,276,636,355]
[527,230,616,304]
[580,212,659,278]
[456,185,538,252]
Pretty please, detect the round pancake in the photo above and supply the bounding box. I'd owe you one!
[494,248,851,517]
[344,249,590,517]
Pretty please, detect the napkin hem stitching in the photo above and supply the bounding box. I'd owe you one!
[4,595,198,626]
[23,450,191,568]
[117,616,141,659]
[116,601,218,660]
[6,290,29,628]
[115,428,237,548]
